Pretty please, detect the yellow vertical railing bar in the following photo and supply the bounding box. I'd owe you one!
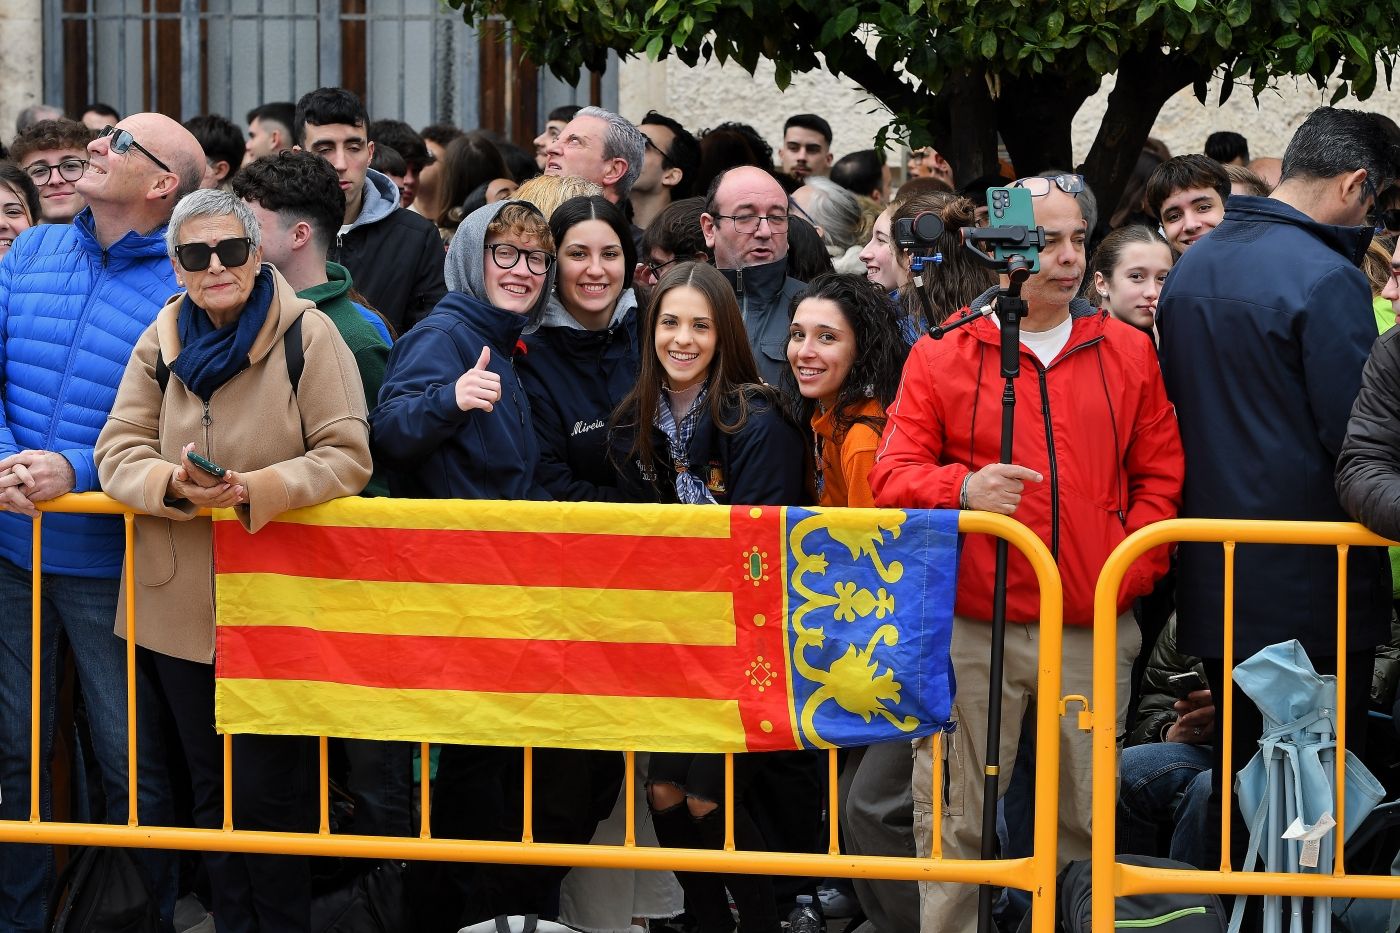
[318,735,330,834]
[827,748,840,855]
[1220,541,1235,873]
[521,746,534,843]
[724,752,735,851]
[419,742,432,838]
[624,750,636,847]
[1334,545,1347,877]
[1029,554,1064,933]
[124,513,138,826]
[29,516,42,823]
[931,731,943,859]
[222,733,234,831]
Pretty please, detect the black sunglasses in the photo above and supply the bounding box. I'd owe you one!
[98,125,172,174]
[175,237,254,272]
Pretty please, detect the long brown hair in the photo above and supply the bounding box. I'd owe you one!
[612,261,779,474]
[895,192,996,329]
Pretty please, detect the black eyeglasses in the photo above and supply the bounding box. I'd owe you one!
[715,213,790,234]
[174,237,254,272]
[643,136,673,168]
[98,125,172,174]
[644,256,680,278]
[487,242,554,275]
[1012,174,1085,197]
[25,158,88,185]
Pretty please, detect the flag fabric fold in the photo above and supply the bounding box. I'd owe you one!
[212,498,957,753]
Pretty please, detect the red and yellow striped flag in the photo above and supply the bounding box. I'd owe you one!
[213,497,958,752]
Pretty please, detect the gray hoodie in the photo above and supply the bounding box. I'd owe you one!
[534,287,639,334]
[343,167,400,235]
[445,199,557,330]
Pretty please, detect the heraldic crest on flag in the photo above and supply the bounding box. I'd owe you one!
[211,498,958,753]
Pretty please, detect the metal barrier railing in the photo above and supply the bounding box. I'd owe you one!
[1,493,1066,931]
[1091,519,1400,933]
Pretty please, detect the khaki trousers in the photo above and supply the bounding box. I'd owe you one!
[912,612,1139,933]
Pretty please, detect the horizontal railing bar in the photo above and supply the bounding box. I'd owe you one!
[1117,863,1400,900]
[0,821,1038,886]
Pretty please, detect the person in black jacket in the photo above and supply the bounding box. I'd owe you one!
[518,195,641,502]
[372,201,623,930]
[1158,106,1400,889]
[294,87,447,335]
[611,261,806,933]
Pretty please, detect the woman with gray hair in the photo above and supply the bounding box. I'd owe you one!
[95,187,372,933]
[791,175,868,274]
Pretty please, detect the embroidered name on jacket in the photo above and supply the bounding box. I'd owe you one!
[572,419,605,436]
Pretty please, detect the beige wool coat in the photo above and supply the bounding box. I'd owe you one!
[95,265,373,663]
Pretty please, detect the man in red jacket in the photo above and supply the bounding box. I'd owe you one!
[870,175,1184,932]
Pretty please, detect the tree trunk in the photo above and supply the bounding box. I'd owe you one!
[995,70,1100,178]
[931,69,1001,184]
[1080,46,1209,229]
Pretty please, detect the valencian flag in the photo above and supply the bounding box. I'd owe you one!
[212,499,959,753]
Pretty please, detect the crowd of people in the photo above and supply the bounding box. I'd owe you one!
[1,88,1399,933]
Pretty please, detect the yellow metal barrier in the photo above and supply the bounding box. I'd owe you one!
[2,493,1066,929]
[1091,519,1400,933]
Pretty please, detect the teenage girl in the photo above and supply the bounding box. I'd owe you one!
[611,260,806,933]
[1085,225,1174,339]
[786,272,909,508]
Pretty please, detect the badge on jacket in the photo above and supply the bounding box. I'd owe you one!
[706,461,727,495]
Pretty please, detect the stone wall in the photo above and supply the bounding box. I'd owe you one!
[0,1,46,142]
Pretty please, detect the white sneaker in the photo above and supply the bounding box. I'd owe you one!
[818,885,857,918]
[458,917,574,933]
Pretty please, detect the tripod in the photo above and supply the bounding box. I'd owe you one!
[929,243,1039,933]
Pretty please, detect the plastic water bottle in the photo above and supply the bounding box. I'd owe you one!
[786,894,823,933]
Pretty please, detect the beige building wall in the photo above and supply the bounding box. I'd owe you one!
[0,1,46,140]
[619,53,1400,172]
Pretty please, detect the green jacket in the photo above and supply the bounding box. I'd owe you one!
[299,263,391,496]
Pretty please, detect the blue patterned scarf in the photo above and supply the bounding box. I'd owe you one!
[655,382,715,505]
[171,266,275,402]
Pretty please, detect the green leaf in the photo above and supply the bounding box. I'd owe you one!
[1174,0,1196,11]
[1274,34,1303,49]
[775,59,793,90]
[1226,0,1251,27]
[1134,1,1157,26]
[980,31,997,58]
[1330,81,1348,104]
[1046,10,1065,38]
[1295,42,1314,72]
[1085,38,1111,72]
[1272,0,1300,22]
[1346,33,1369,61]
[1214,21,1231,48]
[1219,68,1234,104]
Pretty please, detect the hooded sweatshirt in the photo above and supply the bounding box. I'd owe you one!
[297,261,390,496]
[328,167,447,336]
[371,200,556,501]
[518,290,641,501]
[719,257,807,387]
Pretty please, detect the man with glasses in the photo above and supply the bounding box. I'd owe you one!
[700,165,808,385]
[872,171,1183,933]
[630,111,700,231]
[1160,107,1400,889]
[0,111,205,932]
[9,119,95,223]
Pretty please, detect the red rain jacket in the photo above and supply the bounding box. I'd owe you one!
[871,306,1184,626]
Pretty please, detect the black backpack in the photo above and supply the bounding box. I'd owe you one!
[1017,855,1226,933]
[47,846,160,933]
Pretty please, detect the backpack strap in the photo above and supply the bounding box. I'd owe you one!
[153,315,304,395]
[284,314,304,395]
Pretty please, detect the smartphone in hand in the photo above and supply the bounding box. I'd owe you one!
[1167,670,1207,699]
[186,450,227,479]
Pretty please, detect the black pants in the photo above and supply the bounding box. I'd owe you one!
[151,653,316,933]
[409,745,623,931]
[1203,649,1373,933]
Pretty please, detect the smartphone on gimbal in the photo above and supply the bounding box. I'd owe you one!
[985,186,1040,273]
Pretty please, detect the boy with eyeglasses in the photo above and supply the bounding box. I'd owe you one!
[0,111,207,933]
[9,118,95,223]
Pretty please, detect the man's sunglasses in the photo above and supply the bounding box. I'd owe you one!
[98,125,172,174]
[175,237,254,272]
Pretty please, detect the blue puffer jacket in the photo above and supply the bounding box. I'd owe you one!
[0,210,177,577]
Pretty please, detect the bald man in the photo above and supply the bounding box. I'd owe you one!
[700,165,808,385]
[0,112,200,931]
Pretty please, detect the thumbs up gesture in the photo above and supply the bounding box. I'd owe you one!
[455,345,502,412]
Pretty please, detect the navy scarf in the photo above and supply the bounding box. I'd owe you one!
[171,266,274,402]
